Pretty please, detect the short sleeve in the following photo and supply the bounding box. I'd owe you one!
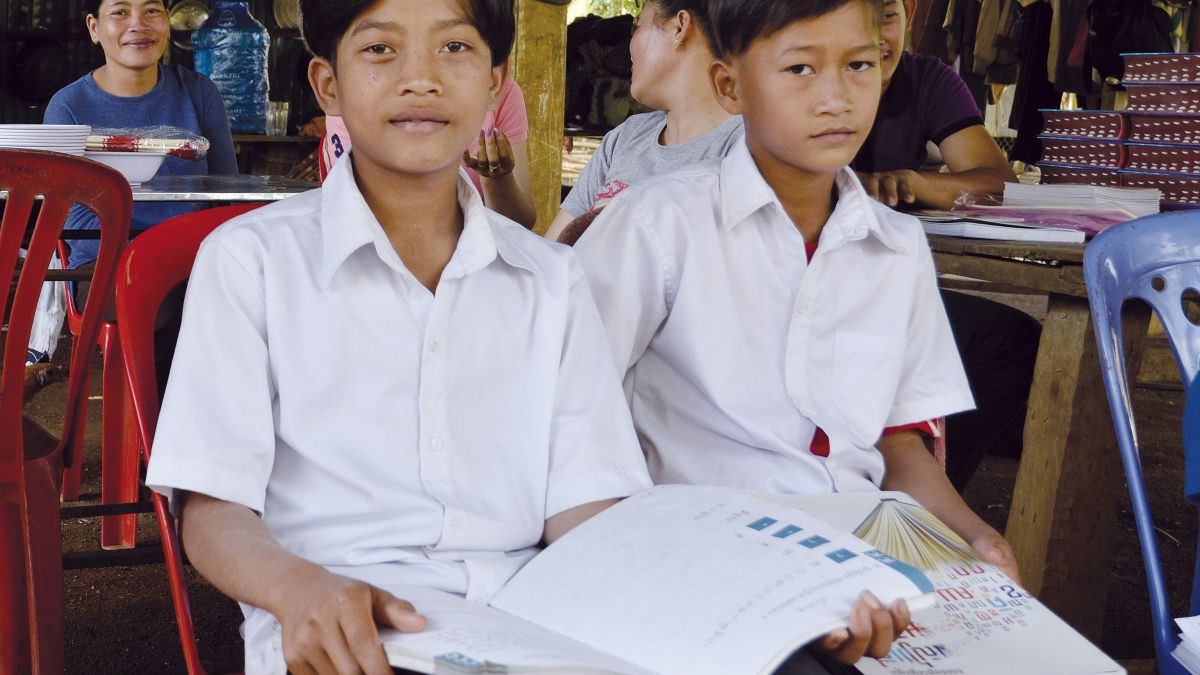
[493,79,529,145]
[573,193,671,382]
[920,59,984,145]
[885,239,975,427]
[197,74,239,175]
[145,234,279,515]
[544,259,653,518]
[43,90,79,125]
[560,125,621,217]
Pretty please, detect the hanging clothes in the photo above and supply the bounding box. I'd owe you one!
[1052,0,1092,94]
[913,0,953,61]
[1009,0,1060,164]
[1089,0,1174,82]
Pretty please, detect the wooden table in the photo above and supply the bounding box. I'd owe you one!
[929,235,1149,643]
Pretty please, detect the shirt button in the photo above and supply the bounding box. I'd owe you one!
[430,437,444,451]
[429,338,442,353]
[794,300,809,315]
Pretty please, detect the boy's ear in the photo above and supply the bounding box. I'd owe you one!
[488,60,510,112]
[308,56,342,117]
[709,59,743,116]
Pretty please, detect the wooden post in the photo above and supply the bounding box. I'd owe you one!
[1004,293,1150,641]
[511,0,567,235]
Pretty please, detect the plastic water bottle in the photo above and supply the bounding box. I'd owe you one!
[193,1,270,134]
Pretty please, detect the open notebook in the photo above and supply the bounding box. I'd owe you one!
[759,492,1125,675]
[363,485,935,675]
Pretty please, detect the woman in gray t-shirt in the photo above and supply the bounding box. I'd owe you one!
[547,0,744,243]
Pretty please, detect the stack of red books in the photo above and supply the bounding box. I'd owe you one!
[1038,53,1200,207]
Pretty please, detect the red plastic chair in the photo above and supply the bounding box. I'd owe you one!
[56,240,140,551]
[116,202,264,674]
[0,149,131,674]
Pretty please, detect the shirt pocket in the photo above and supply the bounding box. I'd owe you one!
[832,330,904,447]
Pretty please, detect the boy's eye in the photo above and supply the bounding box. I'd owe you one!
[848,61,876,72]
[441,40,470,54]
[788,64,814,76]
[365,43,393,55]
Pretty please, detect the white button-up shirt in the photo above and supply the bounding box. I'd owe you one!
[575,137,973,495]
[146,154,652,672]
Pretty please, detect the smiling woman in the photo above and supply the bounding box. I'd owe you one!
[41,0,238,274]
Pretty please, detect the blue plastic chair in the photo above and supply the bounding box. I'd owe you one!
[1085,209,1200,675]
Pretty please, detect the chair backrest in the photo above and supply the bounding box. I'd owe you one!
[54,240,83,336]
[0,149,131,674]
[114,202,261,674]
[116,202,262,457]
[1084,209,1200,675]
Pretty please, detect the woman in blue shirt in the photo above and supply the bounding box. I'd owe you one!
[45,0,237,272]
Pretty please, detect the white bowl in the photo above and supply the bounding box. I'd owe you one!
[84,150,167,185]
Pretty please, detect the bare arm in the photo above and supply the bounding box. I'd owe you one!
[181,492,426,674]
[877,431,1022,583]
[465,130,537,229]
[479,140,537,229]
[545,207,580,243]
[542,497,620,545]
[860,125,1018,210]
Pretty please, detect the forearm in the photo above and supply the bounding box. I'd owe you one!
[544,209,579,242]
[543,498,620,545]
[877,432,996,543]
[912,167,1015,210]
[180,491,331,617]
[480,172,537,229]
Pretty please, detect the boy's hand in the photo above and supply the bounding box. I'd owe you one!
[811,591,910,664]
[858,169,923,208]
[276,566,427,675]
[463,129,516,180]
[970,529,1022,585]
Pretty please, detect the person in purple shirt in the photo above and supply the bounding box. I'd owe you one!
[852,0,1038,492]
[852,0,1015,210]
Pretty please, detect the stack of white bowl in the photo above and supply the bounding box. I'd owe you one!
[0,124,90,156]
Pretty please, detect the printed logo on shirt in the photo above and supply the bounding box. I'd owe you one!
[331,134,345,158]
[591,179,630,210]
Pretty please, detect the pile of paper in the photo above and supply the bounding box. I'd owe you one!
[1173,615,1200,673]
[1003,182,1162,218]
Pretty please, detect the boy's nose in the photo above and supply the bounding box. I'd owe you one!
[812,73,853,115]
[395,49,443,95]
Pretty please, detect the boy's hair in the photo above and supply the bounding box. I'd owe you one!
[646,0,718,57]
[300,0,516,69]
[707,0,883,58]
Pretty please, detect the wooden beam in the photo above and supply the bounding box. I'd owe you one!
[1004,294,1150,641]
[512,0,567,235]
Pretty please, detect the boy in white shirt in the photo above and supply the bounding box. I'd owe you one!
[143,0,657,672]
[574,0,1020,592]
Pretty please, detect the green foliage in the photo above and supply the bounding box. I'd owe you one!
[567,0,641,21]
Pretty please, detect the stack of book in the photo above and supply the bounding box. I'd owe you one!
[1173,615,1200,674]
[1038,52,1200,208]
[1003,183,1161,218]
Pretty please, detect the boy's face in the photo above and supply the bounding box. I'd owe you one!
[879,0,910,88]
[309,0,504,181]
[87,0,169,71]
[711,0,882,179]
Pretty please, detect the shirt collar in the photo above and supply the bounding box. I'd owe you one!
[319,154,533,288]
[718,136,905,253]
